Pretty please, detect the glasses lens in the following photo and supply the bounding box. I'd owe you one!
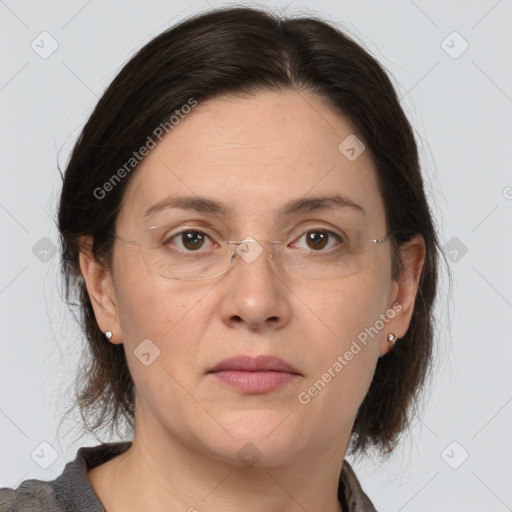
[283,239,372,279]
[139,226,231,280]
[135,223,385,280]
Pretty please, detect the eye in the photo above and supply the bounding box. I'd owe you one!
[164,229,218,252]
[291,229,343,252]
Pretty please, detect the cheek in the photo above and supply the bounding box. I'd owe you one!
[113,246,198,340]
[301,276,388,352]
[112,253,211,382]
[113,277,210,422]
[295,277,388,416]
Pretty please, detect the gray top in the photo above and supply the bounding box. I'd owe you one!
[0,441,377,511]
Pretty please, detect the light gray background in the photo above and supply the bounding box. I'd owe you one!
[1,1,511,510]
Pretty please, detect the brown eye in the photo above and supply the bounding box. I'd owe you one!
[181,231,206,250]
[165,230,212,251]
[306,231,329,250]
[293,230,342,252]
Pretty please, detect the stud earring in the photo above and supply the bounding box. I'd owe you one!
[105,330,113,341]
[379,333,399,358]
[387,333,398,346]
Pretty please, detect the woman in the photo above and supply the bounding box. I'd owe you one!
[0,6,442,511]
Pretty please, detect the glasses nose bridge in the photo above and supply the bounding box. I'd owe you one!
[228,237,281,272]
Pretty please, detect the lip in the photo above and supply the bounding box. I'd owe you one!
[207,355,302,394]
[208,355,301,374]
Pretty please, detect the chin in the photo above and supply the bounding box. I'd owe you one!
[208,434,306,469]
[203,409,306,465]
[221,406,292,434]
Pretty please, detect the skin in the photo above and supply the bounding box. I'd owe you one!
[80,89,425,512]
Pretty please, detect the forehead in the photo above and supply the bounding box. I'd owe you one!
[117,89,386,231]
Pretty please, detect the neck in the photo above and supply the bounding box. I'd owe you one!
[90,405,350,512]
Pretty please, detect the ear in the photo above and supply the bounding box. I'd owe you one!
[380,233,426,356]
[79,235,121,344]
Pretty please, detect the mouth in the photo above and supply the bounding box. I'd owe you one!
[207,355,302,394]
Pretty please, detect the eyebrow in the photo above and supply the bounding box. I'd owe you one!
[143,194,365,219]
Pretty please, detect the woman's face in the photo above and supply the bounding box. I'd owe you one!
[85,89,419,466]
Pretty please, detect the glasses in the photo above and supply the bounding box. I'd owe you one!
[110,221,394,281]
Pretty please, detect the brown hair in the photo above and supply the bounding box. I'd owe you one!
[57,5,448,456]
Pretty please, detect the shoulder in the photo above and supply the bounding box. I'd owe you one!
[0,441,131,512]
[0,479,60,511]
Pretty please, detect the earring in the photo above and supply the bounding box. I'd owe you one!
[387,333,398,346]
[105,330,113,341]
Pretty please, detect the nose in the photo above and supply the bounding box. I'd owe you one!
[217,238,291,331]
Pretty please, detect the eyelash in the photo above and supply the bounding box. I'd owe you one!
[161,227,345,253]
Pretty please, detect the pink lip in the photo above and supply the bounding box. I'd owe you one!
[208,355,302,394]
[209,355,301,374]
